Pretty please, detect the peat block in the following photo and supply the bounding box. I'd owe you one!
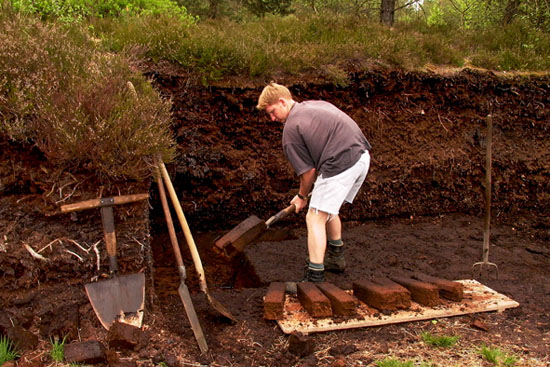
[64,340,107,364]
[297,282,332,318]
[316,282,357,316]
[264,282,286,320]
[353,277,411,311]
[412,272,464,301]
[390,276,441,307]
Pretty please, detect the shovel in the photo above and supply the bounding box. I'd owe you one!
[157,158,237,323]
[214,204,297,258]
[61,194,148,330]
[155,167,208,353]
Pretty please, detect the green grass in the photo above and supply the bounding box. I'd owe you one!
[92,12,550,85]
[421,331,460,348]
[50,336,67,362]
[376,358,414,367]
[479,345,518,367]
[0,336,18,364]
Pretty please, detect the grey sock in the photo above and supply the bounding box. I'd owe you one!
[308,261,324,271]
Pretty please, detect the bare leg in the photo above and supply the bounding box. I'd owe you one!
[327,214,342,241]
[306,209,328,264]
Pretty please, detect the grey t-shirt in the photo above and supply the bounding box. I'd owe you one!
[282,100,371,178]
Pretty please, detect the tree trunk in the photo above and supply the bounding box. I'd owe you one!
[380,0,397,26]
[208,0,221,18]
[501,0,522,25]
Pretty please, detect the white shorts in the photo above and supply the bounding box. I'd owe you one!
[309,151,370,215]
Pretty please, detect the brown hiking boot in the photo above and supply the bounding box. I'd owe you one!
[301,263,325,282]
[324,244,345,273]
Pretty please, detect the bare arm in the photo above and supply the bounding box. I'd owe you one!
[291,168,316,212]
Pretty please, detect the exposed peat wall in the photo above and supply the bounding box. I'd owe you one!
[147,68,550,232]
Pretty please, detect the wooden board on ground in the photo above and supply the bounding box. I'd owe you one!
[277,280,519,334]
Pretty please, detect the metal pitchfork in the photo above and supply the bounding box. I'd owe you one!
[473,114,499,279]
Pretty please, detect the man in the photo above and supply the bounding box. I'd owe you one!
[257,82,371,282]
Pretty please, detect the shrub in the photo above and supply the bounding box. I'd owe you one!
[0,6,176,181]
[10,0,196,24]
[469,20,550,71]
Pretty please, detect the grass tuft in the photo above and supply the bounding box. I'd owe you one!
[479,345,518,366]
[375,358,414,367]
[50,336,67,362]
[422,331,460,348]
[0,336,18,364]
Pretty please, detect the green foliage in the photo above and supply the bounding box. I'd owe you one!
[242,0,294,18]
[375,358,414,367]
[95,12,470,83]
[50,336,67,362]
[92,12,193,59]
[421,331,460,348]
[0,6,176,180]
[10,0,196,23]
[0,336,18,364]
[469,20,550,71]
[479,345,518,366]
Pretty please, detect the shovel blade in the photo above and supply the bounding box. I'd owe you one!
[214,215,266,258]
[85,272,145,330]
[178,283,208,353]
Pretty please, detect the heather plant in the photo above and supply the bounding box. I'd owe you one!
[95,13,466,84]
[0,6,175,181]
[468,20,550,71]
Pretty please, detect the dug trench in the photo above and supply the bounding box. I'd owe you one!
[1,67,550,366]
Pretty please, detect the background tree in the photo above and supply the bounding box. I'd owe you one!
[380,0,422,26]
[380,0,396,25]
[242,0,294,17]
[502,0,522,25]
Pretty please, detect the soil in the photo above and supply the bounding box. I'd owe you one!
[1,66,549,367]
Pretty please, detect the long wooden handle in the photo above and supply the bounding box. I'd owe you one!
[100,206,118,274]
[155,168,186,276]
[61,193,149,213]
[157,158,208,293]
[483,114,493,261]
[265,204,296,228]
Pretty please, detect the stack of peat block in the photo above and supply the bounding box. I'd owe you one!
[264,273,464,320]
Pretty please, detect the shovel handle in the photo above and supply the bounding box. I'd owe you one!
[100,206,118,274]
[155,167,186,280]
[265,204,296,228]
[157,158,208,293]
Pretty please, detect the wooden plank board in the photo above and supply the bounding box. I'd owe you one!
[277,280,519,334]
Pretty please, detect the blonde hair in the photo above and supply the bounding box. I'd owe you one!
[256,82,292,110]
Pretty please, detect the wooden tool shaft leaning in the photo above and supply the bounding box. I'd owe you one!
[155,167,208,353]
[157,157,237,323]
